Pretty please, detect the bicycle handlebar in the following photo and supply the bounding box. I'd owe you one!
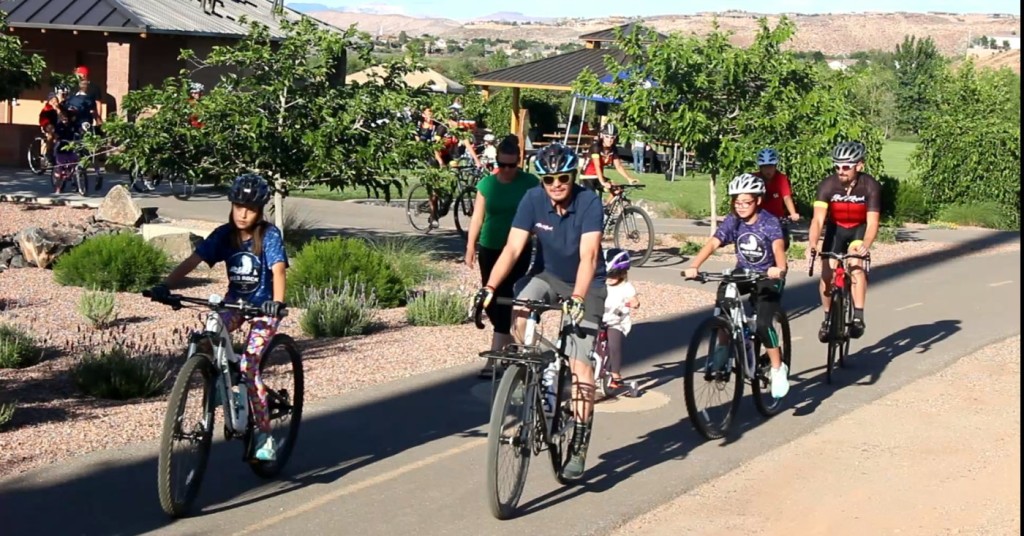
[683,269,770,284]
[141,290,288,319]
[473,296,582,337]
[807,250,871,277]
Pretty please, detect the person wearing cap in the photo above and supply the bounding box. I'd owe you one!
[73,66,103,104]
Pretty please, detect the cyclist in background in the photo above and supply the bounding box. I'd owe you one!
[579,123,640,198]
[806,141,882,342]
[38,91,62,165]
[753,147,800,249]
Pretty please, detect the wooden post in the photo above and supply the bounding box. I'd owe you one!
[510,87,521,137]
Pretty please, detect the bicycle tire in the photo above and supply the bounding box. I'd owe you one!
[486,363,532,520]
[453,185,476,241]
[839,287,854,368]
[551,361,579,486]
[157,353,216,518]
[752,310,793,417]
[406,184,435,233]
[28,137,46,175]
[75,166,89,196]
[171,174,198,201]
[613,206,655,267]
[249,334,304,479]
[684,316,743,440]
[826,293,845,385]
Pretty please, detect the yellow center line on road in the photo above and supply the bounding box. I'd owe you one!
[233,437,487,536]
[894,302,923,311]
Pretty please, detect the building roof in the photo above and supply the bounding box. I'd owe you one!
[578,22,666,43]
[472,47,628,91]
[0,0,331,38]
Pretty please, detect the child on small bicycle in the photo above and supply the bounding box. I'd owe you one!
[682,173,790,398]
[148,174,289,461]
[602,248,640,391]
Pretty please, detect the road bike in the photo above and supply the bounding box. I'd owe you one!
[473,297,592,520]
[406,160,483,240]
[682,269,792,440]
[603,184,655,267]
[143,290,304,518]
[809,250,871,384]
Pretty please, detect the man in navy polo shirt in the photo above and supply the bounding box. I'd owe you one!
[475,142,606,481]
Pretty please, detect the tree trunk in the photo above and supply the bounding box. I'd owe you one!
[709,172,718,236]
[273,179,286,239]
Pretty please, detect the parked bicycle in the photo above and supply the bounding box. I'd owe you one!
[50,140,90,196]
[603,184,655,267]
[682,269,792,440]
[809,250,871,384]
[27,135,51,175]
[473,296,591,520]
[143,290,304,518]
[126,161,199,200]
[406,160,483,239]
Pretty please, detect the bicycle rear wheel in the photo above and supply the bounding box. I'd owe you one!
[684,316,743,440]
[453,185,476,241]
[406,184,435,233]
[249,334,304,478]
[170,174,198,201]
[75,166,90,196]
[157,353,216,518]
[28,137,47,175]
[752,311,792,417]
[613,206,655,267]
[486,363,532,520]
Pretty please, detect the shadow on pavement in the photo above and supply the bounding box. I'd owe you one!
[0,231,1016,535]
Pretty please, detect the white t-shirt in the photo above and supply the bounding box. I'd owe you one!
[603,281,637,334]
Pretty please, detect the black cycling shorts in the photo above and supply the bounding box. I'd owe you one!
[822,222,866,255]
[579,178,604,193]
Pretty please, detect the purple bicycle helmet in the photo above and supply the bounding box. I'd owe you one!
[604,248,631,274]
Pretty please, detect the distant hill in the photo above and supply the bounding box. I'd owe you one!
[307,11,461,37]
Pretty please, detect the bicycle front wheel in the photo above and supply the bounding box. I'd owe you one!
[406,184,435,233]
[613,206,655,267]
[157,353,216,518]
[550,361,579,486]
[684,316,743,440]
[453,185,476,241]
[249,334,304,479]
[75,166,90,196]
[826,293,846,385]
[28,137,47,175]
[752,310,793,417]
[170,174,198,201]
[486,363,532,520]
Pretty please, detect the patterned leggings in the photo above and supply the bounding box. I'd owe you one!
[222,312,279,433]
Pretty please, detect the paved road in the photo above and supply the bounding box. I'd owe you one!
[0,184,1019,536]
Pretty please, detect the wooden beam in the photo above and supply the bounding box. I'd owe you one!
[481,86,490,100]
[510,87,521,141]
[468,80,571,92]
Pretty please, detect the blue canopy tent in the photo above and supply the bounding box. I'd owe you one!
[562,71,656,145]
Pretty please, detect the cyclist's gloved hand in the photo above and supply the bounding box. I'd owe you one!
[562,295,586,325]
[474,286,494,310]
[149,284,171,301]
[261,300,286,319]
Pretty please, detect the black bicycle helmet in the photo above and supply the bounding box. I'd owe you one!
[228,174,271,207]
[600,123,619,138]
[533,143,579,175]
[831,141,866,163]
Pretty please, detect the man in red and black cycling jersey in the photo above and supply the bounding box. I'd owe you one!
[807,141,881,341]
[38,91,62,165]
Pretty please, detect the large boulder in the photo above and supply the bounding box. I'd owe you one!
[95,185,143,227]
[14,226,85,269]
[148,232,203,263]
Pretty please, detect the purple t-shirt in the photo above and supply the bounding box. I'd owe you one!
[714,211,784,273]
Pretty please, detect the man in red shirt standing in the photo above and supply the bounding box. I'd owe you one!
[754,147,800,249]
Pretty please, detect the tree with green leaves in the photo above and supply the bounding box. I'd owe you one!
[574,18,883,234]
[487,49,510,70]
[848,62,899,138]
[892,35,945,134]
[398,31,409,45]
[100,18,432,233]
[0,13,45,101]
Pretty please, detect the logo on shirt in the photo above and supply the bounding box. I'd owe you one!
[737,232,768,264]
[227,251,261,295]
[830,193,866,204]
[534,222,554,232]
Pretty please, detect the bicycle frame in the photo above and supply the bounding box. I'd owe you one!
[715,280,759,382]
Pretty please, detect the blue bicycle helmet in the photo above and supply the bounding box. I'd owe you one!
[533,143,578,175]
[756,147,779,166]
[228,174,271,207]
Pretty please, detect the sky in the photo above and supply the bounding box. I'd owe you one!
[305,0,1021,20]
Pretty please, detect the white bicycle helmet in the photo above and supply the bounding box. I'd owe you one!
[728,173,766,196]
[756,147,779,166]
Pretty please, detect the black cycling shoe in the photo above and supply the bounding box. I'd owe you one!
[849,318,866,339]
[818,319,830,343]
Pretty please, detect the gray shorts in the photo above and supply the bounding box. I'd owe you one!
[516,271,608,363]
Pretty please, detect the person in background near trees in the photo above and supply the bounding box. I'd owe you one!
[753,147,801,250]
[632,132,646,174]
[465,134,541,379]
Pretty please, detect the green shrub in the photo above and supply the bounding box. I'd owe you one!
[893,179,932,224]
[876,224,899,244]
[53,233,169,292]
[78,288,118,328]
[406,290,468,327]
[71,345,170,400]
[271,207,320,258]
[678,240,703,257]
[0,403,14,430]
[0,324,41,369]
[787,242,807,261]
[936,202,1018,230]
[288,237,406,307]
[368,235,439,288]
[299,281,378,338]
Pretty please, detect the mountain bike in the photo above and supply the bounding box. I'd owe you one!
[143,290,304,518]
[473,297,591,520]
[604,184,655,267]
[126,161,199,200]
[809,250,871,385]
[406,161,483,240]
[682,269,792,440]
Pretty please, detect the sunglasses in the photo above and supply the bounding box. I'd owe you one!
[833,163,856,171]
[541,173,574,186]
[733,200,756,208]
[496,161,518,169]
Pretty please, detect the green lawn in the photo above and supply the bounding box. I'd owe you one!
[880,140,918,181]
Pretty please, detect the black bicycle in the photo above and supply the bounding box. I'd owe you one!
[603,184,655,267]
[473,297,589,520]
[682,269,792,439]
[809,250,871,385]
[406,161,483,239]
[143,290,304,517]
[27,135,51,175]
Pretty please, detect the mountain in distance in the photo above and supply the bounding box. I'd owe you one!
[473,11,556,23]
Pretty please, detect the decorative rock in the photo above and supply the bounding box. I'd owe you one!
[148,232,203,263]
[14,226,85,269]
[95,185,143,227]
[0,246,16,266]
[9,254,27,269]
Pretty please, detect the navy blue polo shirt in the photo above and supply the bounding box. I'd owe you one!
[511,184,606,288]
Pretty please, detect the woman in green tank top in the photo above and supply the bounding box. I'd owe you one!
[465,134,540,378]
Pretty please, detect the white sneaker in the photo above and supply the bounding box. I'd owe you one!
[770,363,790,399]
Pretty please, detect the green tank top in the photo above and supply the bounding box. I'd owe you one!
[476,170,540,250]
